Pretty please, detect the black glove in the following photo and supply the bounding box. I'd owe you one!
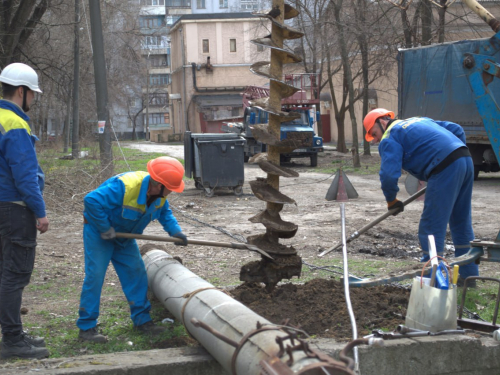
[173,232,188,246]
[387,199,404,216]
[101,227,116,240]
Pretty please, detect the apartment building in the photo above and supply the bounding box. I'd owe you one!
[167,12,269,137]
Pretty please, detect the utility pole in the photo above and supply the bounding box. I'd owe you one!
[63,91,71,153]
[89,0,113,178]
[146,52,150,141]
[72,0,80,159]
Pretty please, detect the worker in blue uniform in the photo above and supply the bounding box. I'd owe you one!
[77,156,188,343]
[0,63,50,359]
[363,108,478,285]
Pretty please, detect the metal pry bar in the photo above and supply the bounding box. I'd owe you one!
[319,187,427,257]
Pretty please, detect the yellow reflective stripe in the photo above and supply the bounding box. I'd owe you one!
[0,108,31,135]
[119,171,149,213]
[381,120,403,140]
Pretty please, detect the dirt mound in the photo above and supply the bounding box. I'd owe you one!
[231,278,410,341]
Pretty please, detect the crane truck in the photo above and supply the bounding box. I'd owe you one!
[222,73,324,167]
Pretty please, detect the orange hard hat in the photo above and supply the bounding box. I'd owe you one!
[147,157,185,193]
[363,108,395,142]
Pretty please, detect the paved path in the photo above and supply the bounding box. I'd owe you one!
[120,141,185,160]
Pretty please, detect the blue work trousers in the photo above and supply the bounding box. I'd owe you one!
[77,224,152,330]
[419,156,478,279]
[0,202,37,337]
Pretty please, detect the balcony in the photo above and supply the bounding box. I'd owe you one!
[166,0,191,7]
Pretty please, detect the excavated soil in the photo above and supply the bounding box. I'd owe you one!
[230,279,409,341]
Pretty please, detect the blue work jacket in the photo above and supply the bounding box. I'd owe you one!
[0,100,45,218]
[83,171,182,240]
[379,117,467,202]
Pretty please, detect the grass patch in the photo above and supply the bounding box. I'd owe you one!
[458,281,500,323]
[316,160,381,175]
[38,145,174,177]
[300,257,415,283]
[21,297,190,359]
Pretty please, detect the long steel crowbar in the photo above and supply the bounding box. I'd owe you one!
[115,232,274,260]
[319,186,427,257]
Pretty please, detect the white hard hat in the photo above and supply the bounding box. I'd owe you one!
[0,63,42,93]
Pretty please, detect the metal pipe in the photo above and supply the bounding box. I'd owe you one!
[340,203,360,373]
[142,248,342,374]
[180,27,188,132]
[463,0,500,32]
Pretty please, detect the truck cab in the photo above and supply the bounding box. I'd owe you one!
[278,108,323,167]
[241,106,323,166]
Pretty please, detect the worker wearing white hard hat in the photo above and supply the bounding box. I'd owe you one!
[0,63,49,359]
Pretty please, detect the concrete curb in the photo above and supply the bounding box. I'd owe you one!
[1,334,499,374]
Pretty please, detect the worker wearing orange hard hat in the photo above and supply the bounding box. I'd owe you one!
[77,157,187,343]
[363,108,478,286]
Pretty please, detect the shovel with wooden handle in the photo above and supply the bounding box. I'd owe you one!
[115,232,274,260]
[319,186,427,257]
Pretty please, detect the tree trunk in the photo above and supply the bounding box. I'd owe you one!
[437,0,447,43]
[72,0,81,159]
[335,115,347,153]
[411,3,421,46]
[355,0,370,156]
[333,0,360,167]
[401,6,413,48]
[323,19,346,152]
[0,1,49,68]
[421,0,433,46]
[64,93,71,153]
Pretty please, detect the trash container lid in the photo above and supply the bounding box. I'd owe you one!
[190,133,241,140]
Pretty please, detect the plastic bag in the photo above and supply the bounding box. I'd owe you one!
[405,277,457,332]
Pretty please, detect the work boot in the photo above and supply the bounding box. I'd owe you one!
[1,335,50,359]
[457,277,477,289]
[22,331,46,347]
[135,321,166,336]
[78,327,108,343]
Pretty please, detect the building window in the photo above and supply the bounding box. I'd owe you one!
[166,0,191,7]
[143,36,165,48]
[149,74,171,86]
[147,113,170,125]
[197,0,205,8]
[219,0,228,8]
[256,44,264,52]
[202,39,209,53]
[240,0,257,10]
[141,0,165,5]
[230,39,236,53]
[139,16,165,28]
[146,54,169,67]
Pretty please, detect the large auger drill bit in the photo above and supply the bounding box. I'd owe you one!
[239,3,311,292]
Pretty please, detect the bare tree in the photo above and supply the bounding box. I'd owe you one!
[320,1,397,155]
[0,0,49,68]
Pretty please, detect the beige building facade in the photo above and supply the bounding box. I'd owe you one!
[168,13,269,138]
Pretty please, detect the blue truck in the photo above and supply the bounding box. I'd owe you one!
[222,74,324,167]
[398,35,500,180]
[241,105,323,167]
